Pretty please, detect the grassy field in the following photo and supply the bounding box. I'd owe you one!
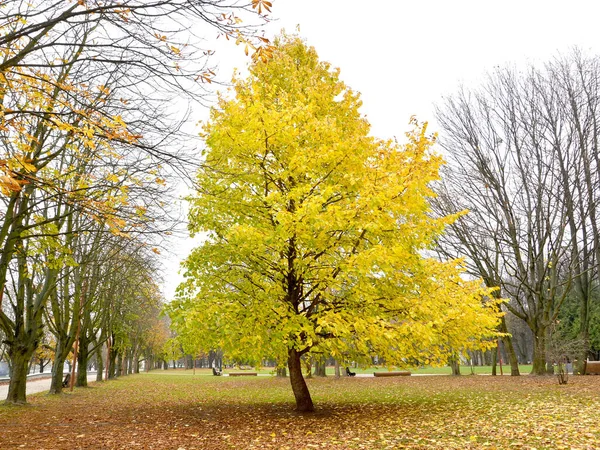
[203,364,534,376]
[325,365,534,376]
[1,370,599,449]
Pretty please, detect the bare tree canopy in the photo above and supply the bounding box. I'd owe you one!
[434,49,600,375]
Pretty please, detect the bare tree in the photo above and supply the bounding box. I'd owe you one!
[434,63,577,375]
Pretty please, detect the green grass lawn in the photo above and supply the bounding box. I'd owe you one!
[323,364,534,376]
[1,369,598,449]
[165,364,534,376]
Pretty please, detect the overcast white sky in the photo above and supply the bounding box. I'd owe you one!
[161,0,600,299]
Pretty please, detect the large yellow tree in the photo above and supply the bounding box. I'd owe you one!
[170,35,501,412]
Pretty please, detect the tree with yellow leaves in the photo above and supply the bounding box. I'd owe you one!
[169,35,502,412]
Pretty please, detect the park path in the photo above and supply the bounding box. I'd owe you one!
[0,373,97,400]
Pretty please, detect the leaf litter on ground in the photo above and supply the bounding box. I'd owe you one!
[1,371,599,449]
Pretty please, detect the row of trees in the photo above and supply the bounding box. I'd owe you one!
[0,234,172,395]
[0,0,272,403]
[434,50,600,375]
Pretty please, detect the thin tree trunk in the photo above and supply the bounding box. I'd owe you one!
[69,326,79,391]
[108,346,117,379]
[76,335,89,387]
[313,355,327,377]
[49,338,68,394]
[498,312,520,376]
[501,333,520,376]
[449,353,460,376]
[96,344,103,382]
[531,326,548,375]
[287,349,314,412]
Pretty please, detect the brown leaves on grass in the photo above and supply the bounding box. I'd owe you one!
[1,372,599,449]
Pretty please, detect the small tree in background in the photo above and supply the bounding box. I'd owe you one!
[548,322,587,384]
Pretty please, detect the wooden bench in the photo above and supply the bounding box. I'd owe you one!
[373,371,411,377]
[584,360,600,375]
[228,372,257,377]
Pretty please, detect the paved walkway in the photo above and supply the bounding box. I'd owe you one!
[0,373,98,400]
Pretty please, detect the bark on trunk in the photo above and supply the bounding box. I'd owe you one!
[531,327,548,375]
[108,349,117,379]
[313,356,327,377]
[500,316,520,376]
[5,348,30,404]
[76,337,89,387]
[116,353,123,377]
[287,349,314,412]
[49,339,67,394]
[449,355,461,376]
[96,344,103,382]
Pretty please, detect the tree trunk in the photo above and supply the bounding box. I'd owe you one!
[491,348,497,376]
[96,344,103,382]
[313,355,327,377]
[276,367,287,377]
[334,360,340,378]
[287,349,314,412]
[5,347,31,404]
[531,327,548,375]
[108,348,117,379]
[127,351,133,375]
[49,338,67,394]
[502,334,519,376]
[500,316,520,376]
[116,352,123,377]
[76,334,90,387]
[449,354,460,376]
[121,352,127,376]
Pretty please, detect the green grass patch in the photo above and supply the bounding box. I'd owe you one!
[327,364,533,376]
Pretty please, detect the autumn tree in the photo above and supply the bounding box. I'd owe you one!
[0,0,273,404]
[167,35,502,412]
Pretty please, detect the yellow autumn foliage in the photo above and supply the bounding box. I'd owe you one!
[169,34,501,369]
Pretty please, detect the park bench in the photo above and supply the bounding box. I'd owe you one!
[345,367,356,377]
[373,371,411,377]
[62,373,71,387]
[212,367,222,376]
[228,372,257,376]
[584,360,600,375]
